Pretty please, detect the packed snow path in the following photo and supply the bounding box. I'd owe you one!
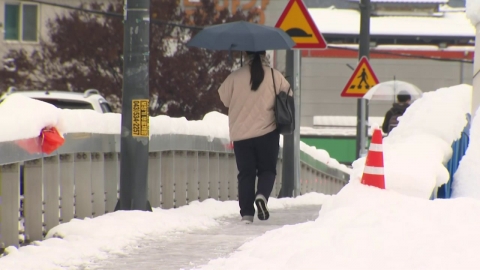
[83,206,321,270]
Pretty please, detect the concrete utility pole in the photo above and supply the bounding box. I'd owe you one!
[293,49,301,196]
[279,49,302,197]
[356,0,371,159]
[115,0,152,211]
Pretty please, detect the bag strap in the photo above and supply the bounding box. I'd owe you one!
[272,68,293,96]
[271,68,277,95]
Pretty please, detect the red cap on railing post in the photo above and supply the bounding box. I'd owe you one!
[15,127,65,154]
[41,127,65,154]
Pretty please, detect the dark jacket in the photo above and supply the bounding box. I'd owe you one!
[382,102,410,133]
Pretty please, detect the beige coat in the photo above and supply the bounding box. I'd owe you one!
[218,64,291,141]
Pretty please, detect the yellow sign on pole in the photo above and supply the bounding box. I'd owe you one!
[275,0,327,49]
[341,56,379,97]
[132,99,149,137]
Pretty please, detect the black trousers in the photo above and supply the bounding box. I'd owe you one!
[233,130,280,217]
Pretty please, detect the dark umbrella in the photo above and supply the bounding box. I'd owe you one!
[186,21,295,52]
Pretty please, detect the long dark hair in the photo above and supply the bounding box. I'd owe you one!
[246,51,266,91]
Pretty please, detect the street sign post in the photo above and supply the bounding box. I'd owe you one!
[356,0,373,159]
[275,0,327,197]
[341,56,378,159]
[341,0,374,159]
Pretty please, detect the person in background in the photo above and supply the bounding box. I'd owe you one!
[382,91,412,134]
[218,51,291,224]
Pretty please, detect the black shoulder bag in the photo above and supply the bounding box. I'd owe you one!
[271,68,295,135]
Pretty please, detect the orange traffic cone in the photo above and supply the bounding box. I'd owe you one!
[361,128,385,189]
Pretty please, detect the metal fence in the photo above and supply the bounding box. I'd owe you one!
[438,114,471,199]
[0,133,349,251]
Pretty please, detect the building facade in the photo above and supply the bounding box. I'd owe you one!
[0,0,110,64]
[1,0,41,58]
[0,0,475,128]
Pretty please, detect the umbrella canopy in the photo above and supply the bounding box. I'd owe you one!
[363,80,423,101]
[186,21,295,51]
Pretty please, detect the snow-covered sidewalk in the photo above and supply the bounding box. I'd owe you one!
[85,206,321,270]
[197,183,480,270]
[0,193,329,270]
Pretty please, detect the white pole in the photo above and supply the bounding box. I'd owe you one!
[293,49,301,196]
[472,24,480,113]
[360,99,368,157]
[466,0,480,113]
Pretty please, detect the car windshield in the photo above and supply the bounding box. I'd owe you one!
[34,98,94,110]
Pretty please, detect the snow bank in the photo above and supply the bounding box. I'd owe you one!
[0,95,62,142]
[350,84,472,199]
[197,183,480,270]
[452,106,480,199]
[0,193,330,270]
[300,143,352,174]
[467,0,480,26]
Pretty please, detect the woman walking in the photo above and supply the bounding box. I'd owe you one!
[218,51,291,224]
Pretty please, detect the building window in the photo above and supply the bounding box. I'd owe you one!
[4,3,38,42]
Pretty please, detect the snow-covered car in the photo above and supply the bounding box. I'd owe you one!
[0,87,113,113]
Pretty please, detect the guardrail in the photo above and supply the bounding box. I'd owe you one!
[0,133,350,251]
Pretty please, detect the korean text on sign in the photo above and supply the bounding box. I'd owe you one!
[132,99,149,137]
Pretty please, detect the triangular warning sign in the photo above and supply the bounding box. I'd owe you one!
[341,57,379,97]
[275,0,327,49]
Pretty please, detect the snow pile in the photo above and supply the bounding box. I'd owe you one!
[197,183,480,270]
[55,109,121,135]
[148,112,231,142]
[300,143,352,174]
[350,84,472,199]
[452,106,480,199]
[466,0,480,26]
[0,193,330,270]
[0,95,62,142]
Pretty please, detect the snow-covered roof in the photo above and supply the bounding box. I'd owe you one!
[313,116,385,127]
[328,44,475,51]
[350,0,448,3]
[309,8,475,37]
[299,116,385,137]
[301,126,376,136]
[301,126,350,136]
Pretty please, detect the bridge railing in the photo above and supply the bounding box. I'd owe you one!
[0,133,350,251]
